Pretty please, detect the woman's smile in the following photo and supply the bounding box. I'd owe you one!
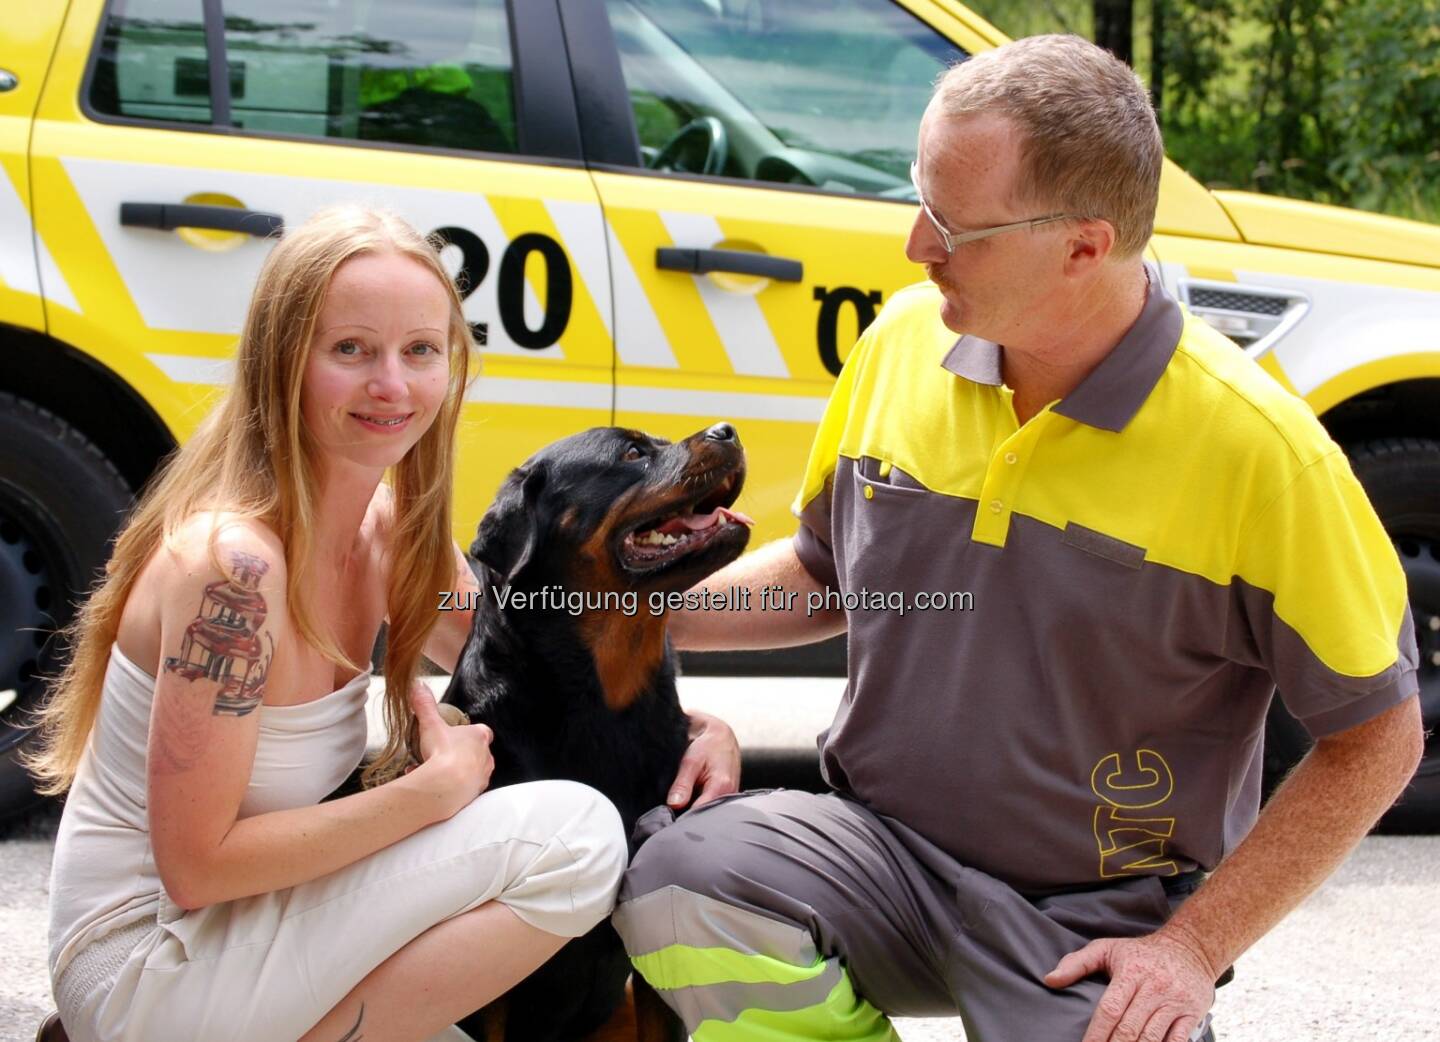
[350,411,415,432]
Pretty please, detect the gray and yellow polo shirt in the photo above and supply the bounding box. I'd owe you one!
[792,272,1418,895]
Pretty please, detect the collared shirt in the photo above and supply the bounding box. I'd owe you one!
[792,273,1417,894]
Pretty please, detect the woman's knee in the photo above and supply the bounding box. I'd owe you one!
[463,780,627,936]
[534,779,628,892]
[512,779,624,864]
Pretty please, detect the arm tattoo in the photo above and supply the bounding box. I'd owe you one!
[336,1003,365,1042]
[162,550,274,717]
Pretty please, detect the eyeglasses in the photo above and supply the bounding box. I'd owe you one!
[910,161,1076,253]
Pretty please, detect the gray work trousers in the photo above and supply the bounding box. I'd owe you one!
[614,789,1214,1042]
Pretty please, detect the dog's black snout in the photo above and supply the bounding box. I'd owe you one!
[705,422,737,443]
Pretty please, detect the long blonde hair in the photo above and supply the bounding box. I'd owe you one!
[25,204,473,794]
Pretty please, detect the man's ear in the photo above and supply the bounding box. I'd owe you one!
[469,464,548,584]
[1063,217,1116,275]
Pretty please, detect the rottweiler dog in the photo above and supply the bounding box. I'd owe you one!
[443,422,752,1042]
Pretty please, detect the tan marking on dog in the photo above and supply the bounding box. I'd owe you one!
[581,610,669,712]
[569,452,744,714]
[633,974,686,1042]
[576,522,669,713]
[580,976,686,1042]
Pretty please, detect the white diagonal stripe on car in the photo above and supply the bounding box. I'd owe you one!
[606,219,680,369]
[659,210,790,378]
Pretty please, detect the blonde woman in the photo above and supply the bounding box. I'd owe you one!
[30,206,739,1042]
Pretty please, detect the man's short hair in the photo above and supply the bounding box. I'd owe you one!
[933,34,1162,258]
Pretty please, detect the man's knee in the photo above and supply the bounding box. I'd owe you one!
[615,806,901,1042]
[614,794,829,970]
[621,790,844,906]
[620,800,739,906]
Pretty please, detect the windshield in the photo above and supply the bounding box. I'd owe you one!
[610,0,962,194]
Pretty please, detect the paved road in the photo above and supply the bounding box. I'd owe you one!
[4,679,1436,1038]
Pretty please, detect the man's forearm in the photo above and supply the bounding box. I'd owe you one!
[1157,694,1423,978]
[669,537,846,651]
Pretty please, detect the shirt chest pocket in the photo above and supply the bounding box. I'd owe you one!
[1060,521,1147,569]
[854,455,932,490]
[1042,522,1155,631]
[841,458,971,592]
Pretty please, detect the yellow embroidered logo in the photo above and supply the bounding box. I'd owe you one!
[1090,749,1180,879]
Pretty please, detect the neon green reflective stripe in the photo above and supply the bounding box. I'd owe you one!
[666,961,844,1029]
[691,968,900,1042]
[614,885,819,965]
[632,945,828,990]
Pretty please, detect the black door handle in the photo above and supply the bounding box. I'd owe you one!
[120,202,284,237]
[656,247,802,283]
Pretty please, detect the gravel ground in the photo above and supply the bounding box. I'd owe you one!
[4,678,1435,1039]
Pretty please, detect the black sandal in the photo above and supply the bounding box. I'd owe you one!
[35,1012,69,1042]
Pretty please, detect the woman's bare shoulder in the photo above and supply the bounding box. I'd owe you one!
[117,513,290,667]
[159,512,288,581]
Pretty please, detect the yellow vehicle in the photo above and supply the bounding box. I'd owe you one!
[2,0,1437,824]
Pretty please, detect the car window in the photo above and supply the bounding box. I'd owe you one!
[90,0,517,154]
[89,0,213,125]
[603,0,963,196]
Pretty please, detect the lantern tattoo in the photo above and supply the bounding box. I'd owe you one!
[163,551,274,716]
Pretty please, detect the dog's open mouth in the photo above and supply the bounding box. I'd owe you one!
[620,469,753,572]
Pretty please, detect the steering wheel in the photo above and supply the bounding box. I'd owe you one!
[650,116,728,176]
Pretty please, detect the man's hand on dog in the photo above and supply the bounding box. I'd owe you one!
[1045,928,1215,1042]
[667,711,741,810]
[410,682,496,818]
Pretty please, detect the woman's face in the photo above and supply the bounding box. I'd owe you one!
[301,251,453,475]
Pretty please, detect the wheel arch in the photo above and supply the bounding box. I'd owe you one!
[1317,376,1440,449]
[0,323,176,493]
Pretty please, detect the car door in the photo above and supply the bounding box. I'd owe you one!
[30,0,614,532]
[565,0,992,543]
[0,6,69,336]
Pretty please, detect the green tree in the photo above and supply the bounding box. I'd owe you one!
[970,0,1440,221]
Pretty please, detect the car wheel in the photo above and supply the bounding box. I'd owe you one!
[1263,437,1440,832]
[0,393,132,819]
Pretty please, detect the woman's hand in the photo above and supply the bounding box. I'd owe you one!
[410,682,495,819]
[667,710,741,811]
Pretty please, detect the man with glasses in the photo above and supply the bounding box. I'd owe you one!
[614,34,1421,1042]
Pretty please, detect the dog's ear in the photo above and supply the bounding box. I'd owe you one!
[471,463,549,585]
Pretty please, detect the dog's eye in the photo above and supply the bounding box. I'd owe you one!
[623,445,646,463]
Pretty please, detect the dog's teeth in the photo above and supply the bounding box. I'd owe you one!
[630,526,694,552]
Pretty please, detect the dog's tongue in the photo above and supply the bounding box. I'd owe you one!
[657,506,755,535]
[711,506,755,527]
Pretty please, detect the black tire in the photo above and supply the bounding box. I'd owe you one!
[1263,437,1440,833]
[0,393,133,819]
